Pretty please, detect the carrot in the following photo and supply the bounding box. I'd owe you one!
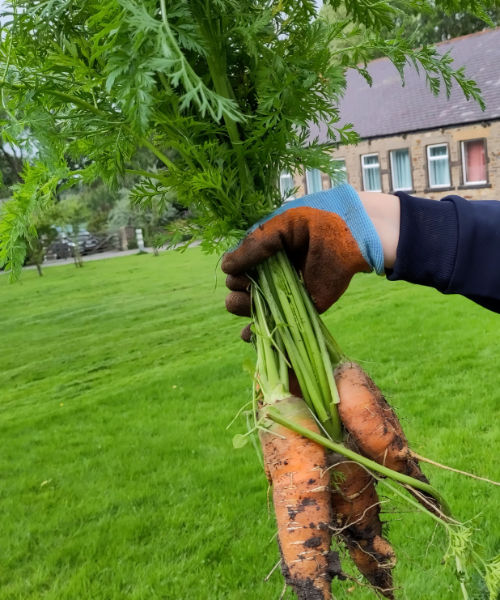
[288,368,395,595]
[347,536,396,598]
[334,362,439,514]
[330,455,382,539]
[259,396,343,600]
[330,453,395,598]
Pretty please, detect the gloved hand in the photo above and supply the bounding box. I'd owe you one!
[221,184,384,320]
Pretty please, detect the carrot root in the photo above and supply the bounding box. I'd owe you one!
[330,453,395,598]
[259,396,344,599]
[347,535,396,599]
[335,362,440,515]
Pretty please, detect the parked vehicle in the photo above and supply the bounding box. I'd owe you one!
[47,236,76,259]
[46,231,120,260]
[77,231,99,255]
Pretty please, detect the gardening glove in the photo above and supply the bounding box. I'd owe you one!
[222,184,384,323]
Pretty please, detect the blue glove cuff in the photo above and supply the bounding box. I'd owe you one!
[256,184,385,275]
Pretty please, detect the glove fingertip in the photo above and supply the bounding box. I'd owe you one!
[221,252,237,274]
[226,274,251,292]
[225,291,251,317]
[240,323,253,343]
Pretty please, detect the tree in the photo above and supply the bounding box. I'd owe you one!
[392,1,500,45]
[107,185,184,251]
[323,2,500,71]
[0,111,25,196]
[24,215,58,276]
[55,194,92,267]
[0,144,23,195]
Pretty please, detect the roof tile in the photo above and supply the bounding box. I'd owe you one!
[313,27,500,141]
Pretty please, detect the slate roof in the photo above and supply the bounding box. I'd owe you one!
[309,27,500,142]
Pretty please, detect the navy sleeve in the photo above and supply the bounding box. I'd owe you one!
[386,192,500,313]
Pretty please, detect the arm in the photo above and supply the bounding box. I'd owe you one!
[358,192,400,270]
[222,185,500,319]
[363,191,500,313]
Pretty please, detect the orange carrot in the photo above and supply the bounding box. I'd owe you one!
[334,362,439,514]
[330,457,382,539]
[330,454,395,598]
[259,396,343,600]
[348,536,396,598]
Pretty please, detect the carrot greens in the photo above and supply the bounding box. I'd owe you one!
[0,0,488,272]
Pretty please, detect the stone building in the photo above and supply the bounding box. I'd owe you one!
[284,27,500,201]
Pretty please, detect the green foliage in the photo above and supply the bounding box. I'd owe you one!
[0,161,68,278]
[484,555,500,599]
[0,112,24,196]
[56,194,91,235]
[324,0,500,55]
[108,186,184,246]
[0,0,494,271]
[76,183,120,233]
[24,219,58,274]
[394,0,500,46]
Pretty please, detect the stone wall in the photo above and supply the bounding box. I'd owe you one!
[293,120,500,201]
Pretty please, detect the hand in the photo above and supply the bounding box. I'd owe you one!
[221,184,386,322]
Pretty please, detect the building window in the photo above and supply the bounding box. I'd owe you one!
[330,159,348,186]
[462,139,487,185]
[279,172,295,201]
[361,154,381,192]
[390,148,412,191]
[306,168,323,194]
[427,144,451,188]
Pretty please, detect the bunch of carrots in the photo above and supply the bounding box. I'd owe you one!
[259,364,432,599]
[243,253,497,600]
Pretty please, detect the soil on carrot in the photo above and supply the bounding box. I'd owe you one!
[287,497,318,521]
[279,545,344,600]
[346,537,396,599]
[328,443,396,599]
[303,536,322,548]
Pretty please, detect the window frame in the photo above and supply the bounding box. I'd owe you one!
[279,171,295,201]
[305,168,323,194]
[361,153,382,192]
[389,147,413,192]
[461,139,488,186]
[330,159,348,187]
[426,143,451,189]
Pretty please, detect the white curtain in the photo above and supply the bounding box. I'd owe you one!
[429,146,450,187]
[280,172,295,199]
[362,155,381,191]
[306,169,322,194]
[391,149,412,190]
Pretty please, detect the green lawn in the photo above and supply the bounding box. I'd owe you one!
[0,249,498,600]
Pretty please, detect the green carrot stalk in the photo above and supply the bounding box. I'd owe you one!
[256,260,327,416]
[257,255,342,440]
